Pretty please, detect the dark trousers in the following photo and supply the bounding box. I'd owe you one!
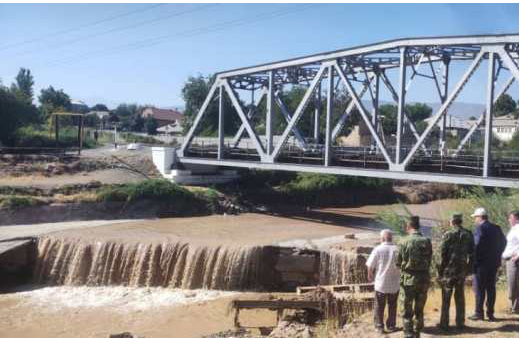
[473,266,498,317]
[374,291,398,330]
[440,279,465,327]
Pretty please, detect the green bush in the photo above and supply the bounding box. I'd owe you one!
[375,202,413,236]
[13,125,97,149]
[279,173,392,206]
[96,179,212,216]
[459,186,519,235]
[0,196,46,210]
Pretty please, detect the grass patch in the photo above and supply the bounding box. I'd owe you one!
[278,173,392,207]
[0,195,47,210]
[13,125,97,149]
[96,179,213,216]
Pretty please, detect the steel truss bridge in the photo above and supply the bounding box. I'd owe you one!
[177,34,519,188]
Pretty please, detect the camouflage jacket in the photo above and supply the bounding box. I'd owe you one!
[437,226,475,283]
[396,231,433,286]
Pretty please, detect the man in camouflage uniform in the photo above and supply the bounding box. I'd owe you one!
[437,213,475,331]
[396,216,433,338]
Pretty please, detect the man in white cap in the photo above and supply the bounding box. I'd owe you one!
[502,211,519,314]
[469,207,507,321]
[366,229,400,334]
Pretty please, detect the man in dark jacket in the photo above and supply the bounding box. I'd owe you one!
[469,208,507,321]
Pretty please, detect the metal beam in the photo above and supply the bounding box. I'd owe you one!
[178,157,519,189]
[218,34,519,79]
[270,64,326,161]
[396,47,407,165]
[217,84,225,160]
[179,79,220,156]
[454,75,514,156]
[484,52,496,178]
[222,79,267,160]
[266,71,274,155]
[314,82,321,143]
[325,65,334,166]
[400,50,485,168]
[334,62,393,166]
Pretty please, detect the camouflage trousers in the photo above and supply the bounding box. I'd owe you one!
[439,279,465,327]
[400,283,429,336]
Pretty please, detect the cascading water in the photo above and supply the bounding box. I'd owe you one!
[34,236,263,291]
[319,248,368,285]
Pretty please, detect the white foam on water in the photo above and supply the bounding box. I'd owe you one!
[13,286,237,312]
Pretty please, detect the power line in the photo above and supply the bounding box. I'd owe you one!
[15,4,218,57]
[44,4,321,69]
[0,3,165,51]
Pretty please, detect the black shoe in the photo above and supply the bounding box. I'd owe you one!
[415,331,421,338]
[487,315,497,321]
[455,325,465,331]
[468,314,483,321]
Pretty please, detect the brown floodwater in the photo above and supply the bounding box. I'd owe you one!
[0,199,462,338]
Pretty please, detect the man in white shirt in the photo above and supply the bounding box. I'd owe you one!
[366,229,401,334]
[502,211,519,313]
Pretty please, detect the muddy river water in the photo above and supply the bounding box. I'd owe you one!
[0,199,461,337]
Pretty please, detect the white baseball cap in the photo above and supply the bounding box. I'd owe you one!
[471,207,487,217]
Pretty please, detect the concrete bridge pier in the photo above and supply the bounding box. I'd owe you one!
[151,146,239,185]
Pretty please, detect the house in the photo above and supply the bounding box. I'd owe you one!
[493,114,519,141]
[141,107,183,128]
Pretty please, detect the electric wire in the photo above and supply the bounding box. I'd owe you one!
[43,4,321,69]
[0,3,165,51]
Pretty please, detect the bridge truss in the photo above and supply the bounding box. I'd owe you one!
[177,34,519,188]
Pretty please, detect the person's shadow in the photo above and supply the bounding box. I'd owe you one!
[424,317,519,336]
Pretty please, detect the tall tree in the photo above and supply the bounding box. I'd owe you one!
[38,86,71,122]
[10,68,35,104]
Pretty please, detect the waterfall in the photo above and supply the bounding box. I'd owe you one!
[34,236,262,291]
[319,248,368,285]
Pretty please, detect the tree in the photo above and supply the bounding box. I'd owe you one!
[494,94,516,117]
[91,103,109,112]
[10,68,34,104]
[145,118,158,135]
[405,103,432,122]
[38,86,71,120]
[0,87,38,145]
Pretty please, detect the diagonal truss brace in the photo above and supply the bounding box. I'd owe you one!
[334,61,394,166]
[270,64,327,161]
[232,87,268,148]
[453,75,515,156]
[400,50,485,169]
[179,79,221,157]
[222,79,267,161]
[274,91,308,149]
[331,73,374,141]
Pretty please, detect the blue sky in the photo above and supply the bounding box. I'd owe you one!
[2,3,519,109]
